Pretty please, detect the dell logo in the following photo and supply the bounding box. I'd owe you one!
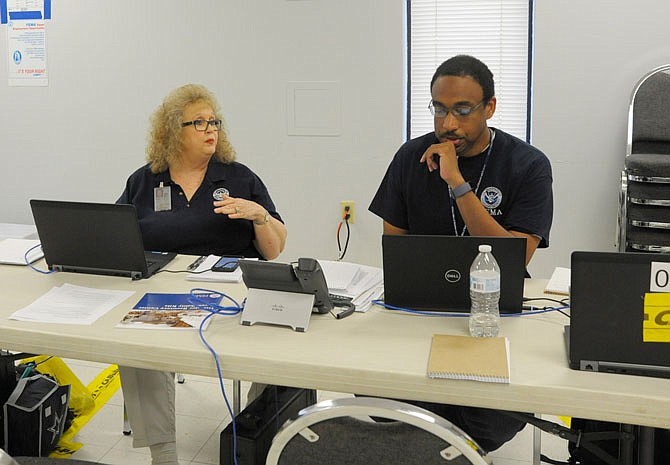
[444,269,461,283]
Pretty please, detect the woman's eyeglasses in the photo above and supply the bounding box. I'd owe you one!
[181,119,222,131]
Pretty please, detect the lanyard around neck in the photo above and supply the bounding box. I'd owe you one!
[449,128,495,236]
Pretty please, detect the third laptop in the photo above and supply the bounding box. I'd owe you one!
[568,251,670,378]
[382,235,526,313]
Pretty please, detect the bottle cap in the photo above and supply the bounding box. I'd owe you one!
[478,244,492,253]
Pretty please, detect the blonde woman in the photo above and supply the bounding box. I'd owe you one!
[117,84,287,465]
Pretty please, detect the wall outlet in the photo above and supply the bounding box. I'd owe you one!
[340,200,355,223]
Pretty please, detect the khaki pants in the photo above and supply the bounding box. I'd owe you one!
[118,366,176,448]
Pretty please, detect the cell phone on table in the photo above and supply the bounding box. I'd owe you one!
[211,256,241,272]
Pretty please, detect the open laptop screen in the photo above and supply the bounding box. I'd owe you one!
[30,200,175,279]
[569,251,670,378]
[382,235,526,313]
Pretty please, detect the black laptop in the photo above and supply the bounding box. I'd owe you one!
[568,251,670,379]
[30,200,176,280]
[382,235,526,313]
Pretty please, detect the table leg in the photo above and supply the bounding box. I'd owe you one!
[532,414,542,465]
[621,424,635,465]
[638,426,655,465]
[232,379,241,416]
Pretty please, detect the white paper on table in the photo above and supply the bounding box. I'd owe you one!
[0,223,38,240]
[9,284,135,325]
[545,267,571,296]
[319,260,359,291]
[320,260,384,312]
[347,265,383,297]
[0,238,43,265]
[350,283,385,312]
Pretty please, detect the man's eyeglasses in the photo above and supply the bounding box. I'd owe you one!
[181,119,222,131]
[428,100,486,119]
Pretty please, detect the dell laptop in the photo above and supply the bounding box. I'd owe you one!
[30,199,176,280]
[568,251,670,378]
[382,235,526,313]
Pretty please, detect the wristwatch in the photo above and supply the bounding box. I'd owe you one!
[451,182,472,199]
[254,210,271,226]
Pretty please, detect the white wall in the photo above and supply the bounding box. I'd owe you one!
[2,0,670,278]
[529,0,670,277]
[0,0,405,267]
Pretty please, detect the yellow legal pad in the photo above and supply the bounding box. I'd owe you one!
[427,334,510,384]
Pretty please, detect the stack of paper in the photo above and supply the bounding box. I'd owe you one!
[0,238,44,265]
[9,284,134,325]
[186,255,244,283]
[0,223,38,241]
[545,267,570,295]
[319,260,384,312]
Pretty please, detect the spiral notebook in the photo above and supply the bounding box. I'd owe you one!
[427,334,510,383]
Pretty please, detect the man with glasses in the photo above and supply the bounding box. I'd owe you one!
[369,55,553,450]
[370,54,552,267]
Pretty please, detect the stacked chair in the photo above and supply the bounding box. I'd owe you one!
[617,65,670,252]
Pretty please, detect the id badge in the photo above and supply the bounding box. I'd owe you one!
[154,185,172,211]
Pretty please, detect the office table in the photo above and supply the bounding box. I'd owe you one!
[1,256,670,458]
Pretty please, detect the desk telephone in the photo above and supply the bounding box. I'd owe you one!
[238,258,354,317]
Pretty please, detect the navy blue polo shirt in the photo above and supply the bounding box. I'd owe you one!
[369,128,553,247]
[117,159,283,258]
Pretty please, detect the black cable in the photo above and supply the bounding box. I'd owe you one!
[336,223,343,252]
[338,218,350,260]
[523,297,570,306]
[328,299,356,319]
[523,297,571,318]
[34,356,54,366]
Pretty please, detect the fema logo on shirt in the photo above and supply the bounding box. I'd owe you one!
[480,187,503,216]
[212,188,229,201]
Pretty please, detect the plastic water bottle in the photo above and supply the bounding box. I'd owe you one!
[469,244,501,337]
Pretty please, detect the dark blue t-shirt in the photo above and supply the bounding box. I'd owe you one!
[117,159,283,258]
[369,128,552,247]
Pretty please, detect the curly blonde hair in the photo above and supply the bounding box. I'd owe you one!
[146,84,236,173]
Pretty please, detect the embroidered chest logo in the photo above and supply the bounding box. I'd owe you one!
[480,187,503,216]
[213,188,230,201]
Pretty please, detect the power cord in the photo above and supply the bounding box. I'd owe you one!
[24,243,55,274]
[523,297,571,318]
[336,207,351,260]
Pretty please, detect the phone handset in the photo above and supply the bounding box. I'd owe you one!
[294,258,355,318]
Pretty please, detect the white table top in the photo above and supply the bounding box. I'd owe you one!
[1,256,669,428]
